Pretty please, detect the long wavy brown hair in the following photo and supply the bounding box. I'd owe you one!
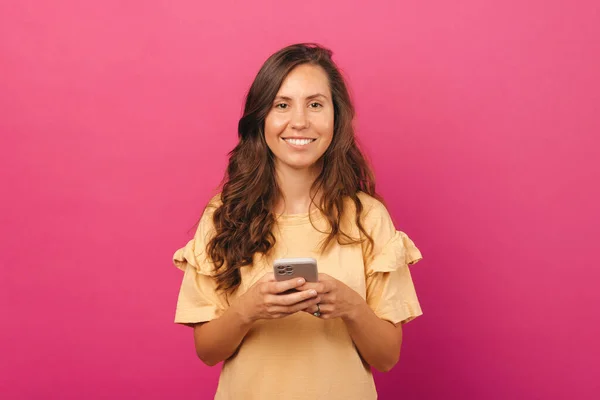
[207,43,379,294]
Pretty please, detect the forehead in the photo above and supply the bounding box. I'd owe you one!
[276,64,331,97]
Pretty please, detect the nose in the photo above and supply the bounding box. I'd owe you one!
[290,106,309,130]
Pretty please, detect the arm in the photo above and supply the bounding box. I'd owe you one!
[342,301,402,372]
[191,302,254,366]
[299,273,403,372]
[191,274,321,366]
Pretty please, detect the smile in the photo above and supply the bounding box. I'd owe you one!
[282,138,317,146]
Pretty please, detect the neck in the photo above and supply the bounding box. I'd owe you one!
[274,162,322,215]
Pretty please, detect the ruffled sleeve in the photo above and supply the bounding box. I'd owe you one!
[362,200,423,324]
[172,202,227,324]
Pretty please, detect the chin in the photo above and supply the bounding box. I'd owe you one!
[279,156,320,171]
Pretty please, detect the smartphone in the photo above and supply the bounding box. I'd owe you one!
[273,257,318,285]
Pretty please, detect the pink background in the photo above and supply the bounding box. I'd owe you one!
[1,1,599,399]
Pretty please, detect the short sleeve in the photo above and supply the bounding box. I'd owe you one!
[362,200,423,325]
[172,203,228,324]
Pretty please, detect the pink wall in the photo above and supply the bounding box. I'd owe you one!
[1,1,598,399]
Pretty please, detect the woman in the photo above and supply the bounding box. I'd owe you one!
[172,43,423,400]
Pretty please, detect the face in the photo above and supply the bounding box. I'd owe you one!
[264,64,334,173]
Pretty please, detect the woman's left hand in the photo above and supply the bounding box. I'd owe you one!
[297,273,364,320]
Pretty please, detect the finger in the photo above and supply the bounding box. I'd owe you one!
[305,304,319,315]
[267,296,320,316]
[317,274,335,292]
[288,296,322,314]
[300,282,331,294]
[304,303,325,317]
[268,289,317,306]
[296,282,326,293]
[318,292,335,304]
[309,303,333,318]
[266,312,286,319]
[268,277,306,294]
[278,289,318,306]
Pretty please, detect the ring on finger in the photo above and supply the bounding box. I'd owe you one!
[313,303,321,317]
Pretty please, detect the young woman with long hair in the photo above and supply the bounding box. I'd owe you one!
[172,43,423,400]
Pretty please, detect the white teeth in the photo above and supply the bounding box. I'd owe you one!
[284,138,315,146]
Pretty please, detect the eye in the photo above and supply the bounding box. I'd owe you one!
[275,103,288,109]
[309,102,323,108]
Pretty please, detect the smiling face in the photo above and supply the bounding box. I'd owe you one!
[264,63,335,173]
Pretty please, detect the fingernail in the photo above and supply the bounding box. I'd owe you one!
[297,278,305,284]
[309,290,317,296]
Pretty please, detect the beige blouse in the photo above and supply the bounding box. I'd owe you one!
[173,192,423,400]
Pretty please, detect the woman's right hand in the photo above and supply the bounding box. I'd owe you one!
[234,273,321,323]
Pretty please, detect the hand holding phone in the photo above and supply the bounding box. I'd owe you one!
[236,265,321,322]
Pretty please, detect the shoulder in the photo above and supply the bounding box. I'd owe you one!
[338,192,394,236]
[207,192,223,210]
[355,192,390,221]
[356,191,385,212]
[192,192,223,238]
[200,193,223,220]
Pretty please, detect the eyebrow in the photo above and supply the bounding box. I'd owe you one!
[274,93,329,101]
